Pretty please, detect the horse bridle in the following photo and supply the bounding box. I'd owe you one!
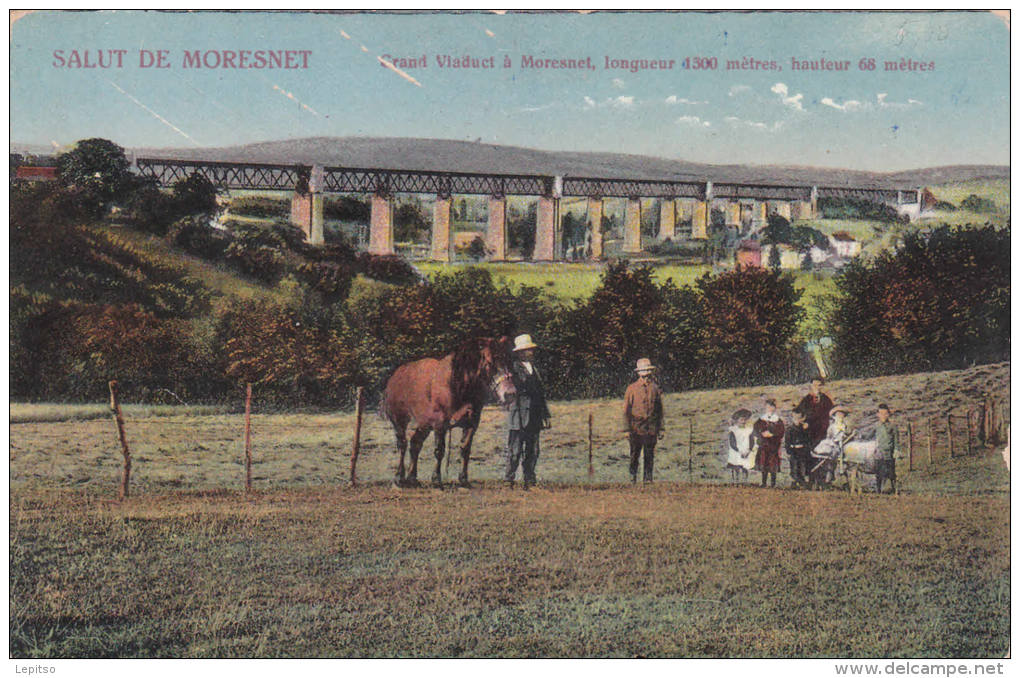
[490,370,513,395]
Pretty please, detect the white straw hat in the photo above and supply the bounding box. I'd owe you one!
[513,334,538,352]
[635,358,656,374]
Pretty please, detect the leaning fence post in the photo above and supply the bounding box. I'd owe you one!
[244,383,253,492]
[108,380,131,500]
[587,412,594,481]
[927,417,935,474]
[947,415,955,459]
[908,421,914,472]
[350,387,364,487]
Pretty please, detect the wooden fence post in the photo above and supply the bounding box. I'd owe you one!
[446,428,453,474]
[966,408,973,456]
[908,421,914,472]
[947,415,955,459]
[688,419,694,483]
[979,399,988,445]
[587,412,594,480]
[350,387,364,486]
[108,380,131,500]
[244,383,253,492]
[927,417,935,474]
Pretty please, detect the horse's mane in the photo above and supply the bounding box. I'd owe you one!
[450,338,488,404]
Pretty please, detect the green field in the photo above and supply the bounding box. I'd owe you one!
[415,261,835,304]
[9,361,1010,658]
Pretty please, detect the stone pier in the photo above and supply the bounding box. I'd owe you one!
[486,196,507,261]
[290,165,325,245]
[658,199,676,241]
[369,192,394,255]
[691,200,709,239]
[623,197,642,253]
[588,197,604,259]
[725,201,741,228]
[533,196,558,261]
[753,201,768,229]
[430,195,452,261]
[290,192,312,235]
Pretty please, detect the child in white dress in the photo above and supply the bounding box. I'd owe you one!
[725,409,757,483]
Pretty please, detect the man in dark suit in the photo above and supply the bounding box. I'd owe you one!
[505,334,551,489]
[794,377,835,449]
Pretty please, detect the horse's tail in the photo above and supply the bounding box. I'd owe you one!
[376,364,401,423]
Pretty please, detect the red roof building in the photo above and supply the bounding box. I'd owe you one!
[735,239,762,268]
[15,166,57,181]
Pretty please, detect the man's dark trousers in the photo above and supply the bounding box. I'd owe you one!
[506,430,540,484]
[876,459,896,492]
[629,433,656,482]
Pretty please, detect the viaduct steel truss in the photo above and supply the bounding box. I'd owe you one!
[134,158,918,203]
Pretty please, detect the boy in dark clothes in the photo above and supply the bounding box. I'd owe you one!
[785,408,812,488]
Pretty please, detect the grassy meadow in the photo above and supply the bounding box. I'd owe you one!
[9,363,1010,657]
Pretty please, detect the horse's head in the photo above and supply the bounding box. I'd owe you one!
[478,336,517,407]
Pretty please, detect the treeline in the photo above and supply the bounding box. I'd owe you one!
[830,224,1009,376]
[9,139,1011,407]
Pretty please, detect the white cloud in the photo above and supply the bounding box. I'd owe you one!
[877,92,923,109]
[725,116,782,132]
[584,94,637,109]
[665,95,708,105]
[821,97,865,112]
[676,115,711,128]
[520,103,555,113]
[611,78,625,89]
[771,82,804,111]
[728,84,751,97]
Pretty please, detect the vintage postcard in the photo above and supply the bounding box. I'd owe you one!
[8,9,1010,664]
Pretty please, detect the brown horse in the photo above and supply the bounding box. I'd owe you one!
[382,336,516,488]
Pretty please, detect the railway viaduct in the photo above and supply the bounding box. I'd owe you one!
[134,157,922,262]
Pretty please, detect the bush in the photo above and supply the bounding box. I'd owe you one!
[229,196,290,219]
[296,260,357,305]
[167,217,232,260]
[223,224,290,284]
[695,266,804,387]
[12,298,210,402]
[830,224,1009,375]
[542,261,704,399]
[324,196,370,222]
[959,194,997,213]
[394,202,429,243]
[123,178,177,235]
[171,173,219,217]
[357,253,422,285]
[217,299,364,406]
[817,197,908,224]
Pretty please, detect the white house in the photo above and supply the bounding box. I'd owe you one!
[828,232,862,259]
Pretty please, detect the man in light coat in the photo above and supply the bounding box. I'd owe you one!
[505,334,551,489]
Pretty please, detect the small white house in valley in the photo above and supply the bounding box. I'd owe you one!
[810,245,831,264]
[828,231,862,258]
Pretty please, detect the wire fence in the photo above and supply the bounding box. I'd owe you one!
[93,382,1010,499]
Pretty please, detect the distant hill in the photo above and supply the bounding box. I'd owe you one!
[11,136,1009,188]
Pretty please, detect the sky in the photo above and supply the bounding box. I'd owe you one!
[9,10,1011,172]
